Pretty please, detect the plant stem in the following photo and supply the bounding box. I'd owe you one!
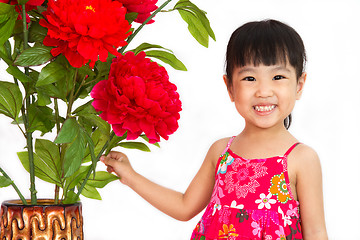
[120,0,173,54]
[66,69,78,118]
[0,167,27,205]
[74,131,115,200]
[21,4,37,204]
[54,99,61,204]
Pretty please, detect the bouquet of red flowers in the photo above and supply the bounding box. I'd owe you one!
[0,0,215,204]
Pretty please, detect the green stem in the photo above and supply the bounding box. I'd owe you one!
[54,99,61,204]
[21,4,37,204]
[74,131,115,201]
[66,69,78,118]
[0,167,27,205]
[120,0,173,54]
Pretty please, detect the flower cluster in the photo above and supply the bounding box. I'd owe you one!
[39,0,132,68]
[91,51,182,143]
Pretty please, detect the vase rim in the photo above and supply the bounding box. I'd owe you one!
[2,199,81,207]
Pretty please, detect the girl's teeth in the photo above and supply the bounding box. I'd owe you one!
[254,105,275,112]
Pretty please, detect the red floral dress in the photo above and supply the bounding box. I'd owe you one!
[191,137,303,240]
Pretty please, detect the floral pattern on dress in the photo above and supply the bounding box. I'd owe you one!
[224,161,268,198]
[255,193,276,209]
[275,225,286,240]
[236,209,249,223]
[286,204,299,218]
[217,152,235,174]
[218,224,239,239]
[251,221,262,238]
[269,172,291,203]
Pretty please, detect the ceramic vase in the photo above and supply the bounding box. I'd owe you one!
[0,199,83,240]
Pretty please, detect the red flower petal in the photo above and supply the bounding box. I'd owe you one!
[115,0,158,24]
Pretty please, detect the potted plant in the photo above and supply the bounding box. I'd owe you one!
[0,0,215,238]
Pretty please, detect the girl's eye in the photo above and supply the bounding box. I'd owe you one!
[273,75,285,80]
[243,76,256,81]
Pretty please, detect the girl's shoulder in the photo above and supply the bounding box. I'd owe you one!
[287,143,321,172]
[209,137,233,153]
[205,137,233,166]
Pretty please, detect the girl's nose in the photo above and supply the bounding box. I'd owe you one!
[255,80,274,98]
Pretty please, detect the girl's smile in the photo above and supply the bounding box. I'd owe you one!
[253,104,277,115]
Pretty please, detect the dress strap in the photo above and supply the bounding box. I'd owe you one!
[284,142,301,157]
[221,136,236,155]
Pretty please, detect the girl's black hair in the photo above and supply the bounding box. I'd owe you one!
[225,19,306,129]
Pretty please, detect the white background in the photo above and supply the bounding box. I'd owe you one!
[1,0,360,239]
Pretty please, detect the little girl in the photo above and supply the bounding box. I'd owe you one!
[101,19,328,239]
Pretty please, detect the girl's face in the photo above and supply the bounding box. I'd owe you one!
[224,63,306,130]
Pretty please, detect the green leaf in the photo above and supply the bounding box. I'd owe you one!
[86,171,119,188]
[18,151,61,185]
[125,12,138,24]
[0,3,16,15]
[63,132,87,178]
[0,81,23,120]
[62,190,80,204]
[174,0,215,41]
[55,118,87,177]
[6,65,33,83]
[36,90,51,106]
[37,61,66,86]
[146,50,187,71]
[14,46,53,67]
[118,142,151,152]
[64,165,90,191]
[132,43,173,55]
[73,100,96,115]
[29,21,48,43]
[130,43,187,71]
[82,129,108,163]
[177,9,209,47]
[0,175,12,188]
[55,118,79,144]
[78,113,110,135]
[79,184,101,200]
[36,83,65,101]
[35,139,61,180]
[27,104,55,134]
[0,3,16,47]
[81,128,97,175]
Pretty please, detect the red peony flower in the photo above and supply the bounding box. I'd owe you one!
[39,0,132,68]
[115,0,158,24]
[0,0,45,22]
[91,51,182,143]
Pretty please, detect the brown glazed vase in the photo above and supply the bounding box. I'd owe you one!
[0,199,83,240]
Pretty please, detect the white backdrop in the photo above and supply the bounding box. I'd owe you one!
[1,0,360,239]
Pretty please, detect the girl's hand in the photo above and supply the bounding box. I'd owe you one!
[100,151,135,186]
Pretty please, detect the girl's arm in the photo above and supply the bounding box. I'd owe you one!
[294,145,328,239]
[100,139,226,221]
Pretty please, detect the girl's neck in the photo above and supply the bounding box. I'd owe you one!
[232,123,298,159]
[240,122,294,145]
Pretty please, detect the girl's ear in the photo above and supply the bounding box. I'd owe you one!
[296,72,307,100]
[223,75,234,102]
